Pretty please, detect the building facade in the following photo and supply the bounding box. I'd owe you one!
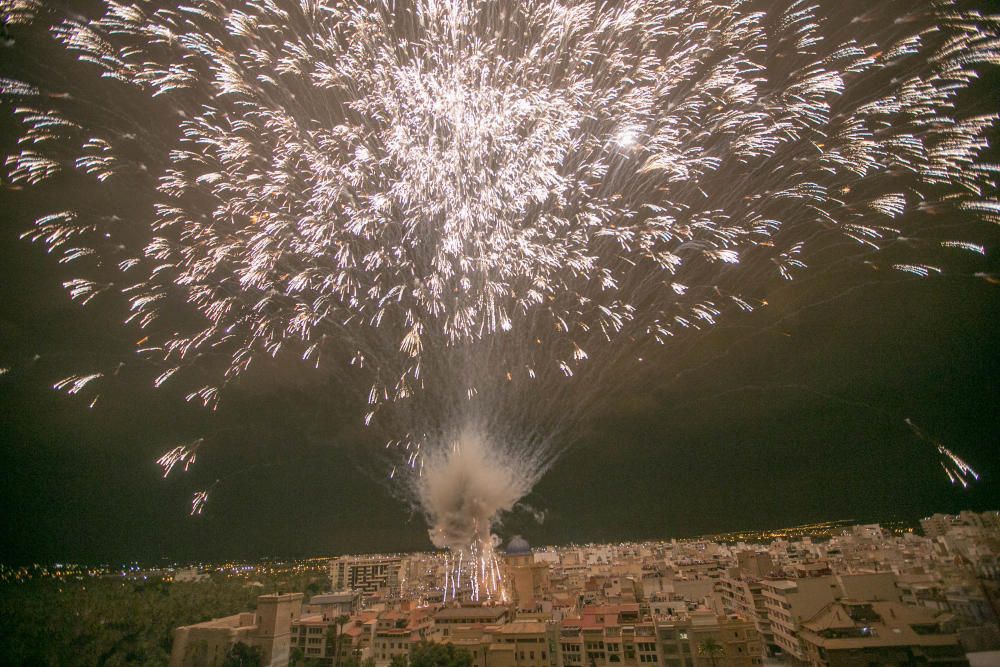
[170,592,304,667]
[332,556,403,597]
[799,600,968,666]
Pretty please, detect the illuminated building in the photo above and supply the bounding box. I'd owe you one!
[290,614,371,665]
[433,606,512,638]
[331,556,403,597]
[505,537,552,611]
[169,592,303,667]
[373,608,434,667]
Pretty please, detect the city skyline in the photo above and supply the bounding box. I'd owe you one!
[2,509,993,573]
[5,506,996,665]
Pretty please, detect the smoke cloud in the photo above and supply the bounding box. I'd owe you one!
[417,425,533,552]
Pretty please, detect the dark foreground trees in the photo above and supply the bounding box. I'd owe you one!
[0,572,323,665]
[223,641,263,667]
[390,641,473,667]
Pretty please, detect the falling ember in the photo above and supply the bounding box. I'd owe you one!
[906,419,980,488]
[156,439,203,478]
[53,373,103,396]
[442,534,508,604]
[190,491,209,516]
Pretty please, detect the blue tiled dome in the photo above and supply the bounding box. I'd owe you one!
[506,535,531,555]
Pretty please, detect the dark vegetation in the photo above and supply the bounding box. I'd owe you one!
[0,570,328,666]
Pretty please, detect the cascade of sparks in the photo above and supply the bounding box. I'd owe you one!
[2,0,998,599]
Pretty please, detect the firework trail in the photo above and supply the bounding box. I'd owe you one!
[2,0,998,597]
[905,418,980,488]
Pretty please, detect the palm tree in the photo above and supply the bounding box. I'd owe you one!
[697,638,724,667]
[333,614,351,667]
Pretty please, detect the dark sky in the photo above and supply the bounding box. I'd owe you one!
[1,3,1000,566]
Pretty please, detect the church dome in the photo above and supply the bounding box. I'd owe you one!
[506,535,531,555]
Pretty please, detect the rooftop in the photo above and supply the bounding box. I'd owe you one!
[435,606,509,621]
[495,621,548,635]
[800,601,959,650]
[178,612,257,631]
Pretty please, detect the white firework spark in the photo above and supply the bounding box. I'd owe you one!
[156,439,203,478]
[906,419,980,488]
[3,0,998,598]
[190,490,210,516]
[52,372,103,396]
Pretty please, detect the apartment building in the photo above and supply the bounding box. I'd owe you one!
[331,556,403,597]
[762,574,899,661]
[718,576,774,655]
[656,611,761,667]
[373,608,434,667]
[798,600,967,666]
[488,621,558,667]
[290,614,372,666]
[430,605,513,640]
[557,603,759,667]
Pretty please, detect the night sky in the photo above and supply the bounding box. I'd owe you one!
[2,2,1000,567]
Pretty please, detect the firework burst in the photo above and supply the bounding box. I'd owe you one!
[2,0,998,598]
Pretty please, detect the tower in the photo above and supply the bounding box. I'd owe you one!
[254,592,304,667]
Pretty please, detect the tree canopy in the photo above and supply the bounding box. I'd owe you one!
[222,641,263,667]
[392,641,473,667]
